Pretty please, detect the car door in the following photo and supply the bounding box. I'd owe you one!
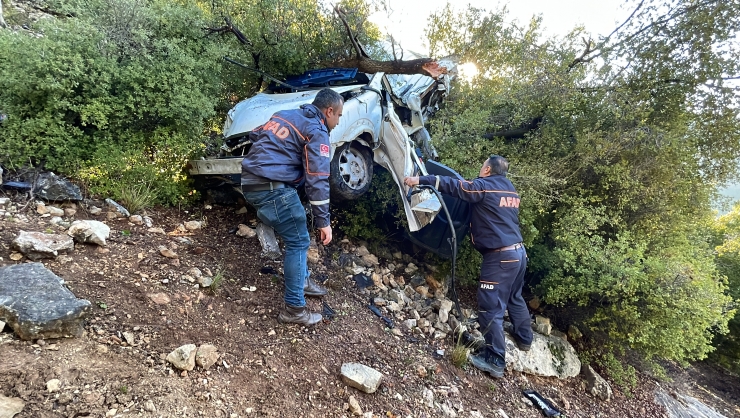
[373,76,442,232]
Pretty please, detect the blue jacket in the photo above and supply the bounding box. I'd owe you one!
[418,174,522,252]
[241,104,331,228]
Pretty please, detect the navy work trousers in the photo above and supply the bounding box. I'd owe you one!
[477,244,532,363]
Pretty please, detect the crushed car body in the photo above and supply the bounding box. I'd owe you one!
[189,66,457,233]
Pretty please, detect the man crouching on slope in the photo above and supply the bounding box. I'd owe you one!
[404,155,532,378]
[241,88,343,326]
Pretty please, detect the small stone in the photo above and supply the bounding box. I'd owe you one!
[422,388,434,408]
[187,267,202,278]
[46,206,64,217]
[582,365,612,401]
[36,202,49,215]
[147,293,171,305]
[129,215,144,225]
[9,252,23,261]
[106,409,117,417]
[67,220,111,246]
[167,344,197,371]
[391,328,403,337]
[148,227,166,234]
[105,198,130,217]
[144,400,156,412]
[158,246,178,259]
[235,207,249,214]
[403,319,417,329]
[184,220,202,231]
[535,315,550,326]
[534,322,552,335]
[528,296,541,310]
[236,224,256,238]
[195,344,219,370]
[373,298,387,307]
[89,206,102,215]
[348,395,362,416]
[199,276,214,288]
[64,208,77,217]
[415,285,430,298]
[416,365,427,378]
[143,216,153,228]
[122,332,135,346]
[340,363,383,394]
[11,230,74,261]
[46,379,61,392]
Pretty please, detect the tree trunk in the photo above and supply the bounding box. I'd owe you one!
[331,57,447,78]
[0,1,7,28]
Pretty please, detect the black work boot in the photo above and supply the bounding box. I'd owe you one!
[469,351,505,378]
[278,305,322,326]
[304,276,328,297]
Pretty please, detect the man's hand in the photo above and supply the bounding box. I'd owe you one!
[318,225,332,245]
[404,176,419,187]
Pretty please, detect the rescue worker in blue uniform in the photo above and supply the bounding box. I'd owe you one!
[404,155,532,378]
[241,88,343,326]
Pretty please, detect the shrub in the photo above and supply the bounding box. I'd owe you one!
[0,0,227,203]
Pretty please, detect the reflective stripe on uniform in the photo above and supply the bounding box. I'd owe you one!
[310,199,330,206]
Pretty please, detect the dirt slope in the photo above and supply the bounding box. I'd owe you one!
[0,197,737,418]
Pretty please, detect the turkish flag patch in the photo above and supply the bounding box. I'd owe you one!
[320,144,330,157]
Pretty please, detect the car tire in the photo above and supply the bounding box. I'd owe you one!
[329,142,373,201]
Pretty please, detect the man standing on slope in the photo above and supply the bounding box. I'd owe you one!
[404,155,532,378]
[241,88,343,326]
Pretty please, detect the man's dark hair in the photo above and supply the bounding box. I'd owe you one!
[312,88,343,110]
[487,155,509,175]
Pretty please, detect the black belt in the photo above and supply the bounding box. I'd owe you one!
[484,242,522,254]
[241,182,286,192]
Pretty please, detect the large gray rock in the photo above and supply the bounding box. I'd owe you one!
[11,231,74,261]
[504,332,581,378]
[0,394,25,418]
[582,364,612,401]
[0,263,91,340]
[67,220,110,246]
[655,389,728,418]
[341,363,383,394]
[34,172,82,201]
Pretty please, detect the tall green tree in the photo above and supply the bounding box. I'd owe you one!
[424,0,739,363]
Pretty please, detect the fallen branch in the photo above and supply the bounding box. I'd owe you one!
[332,5,446,78]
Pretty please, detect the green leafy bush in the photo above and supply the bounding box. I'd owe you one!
[709,203,740,372]
[0,0,226,203]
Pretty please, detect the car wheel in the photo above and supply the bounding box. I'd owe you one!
[329,142,373,201]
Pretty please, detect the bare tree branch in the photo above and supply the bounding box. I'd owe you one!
[331,4,446,77]
[204,17,252,48]
[568,37,596,71]
[569,0,721,69]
